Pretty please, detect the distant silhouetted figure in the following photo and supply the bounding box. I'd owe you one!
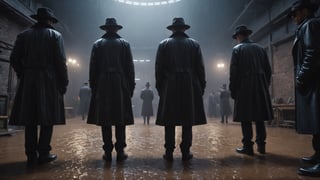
[155,17,207,161]
[140,82,154,125]
[288,0,320,177]
[229,25,273,156]
[78,82,91,120]
[9,7,68,166]
[87,18,135,162]
[219,84,232,123]
[207,91,215,118]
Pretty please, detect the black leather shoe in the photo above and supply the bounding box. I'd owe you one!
[38,154,57,164]
[236,147,254,156]
[103,153,112,162]
[182,152,193,161]
[298,163,320,177]
[257,146,266,154]
[302,154,320,164]
[163,153,174,162]
[116,152,128,162]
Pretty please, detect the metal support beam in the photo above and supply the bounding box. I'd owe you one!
[228,0,255,31]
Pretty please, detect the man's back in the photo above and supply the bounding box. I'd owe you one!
[155,31,206,126]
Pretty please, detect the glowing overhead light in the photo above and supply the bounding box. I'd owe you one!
[114,0,182,6]
[133,59,152,63]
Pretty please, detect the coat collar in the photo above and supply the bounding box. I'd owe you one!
[293,16,314,46]
[239,38,252,44]
[296,16,314,32]
[32,22,55,29]
[102,32,121,39]
[170,31,189,38]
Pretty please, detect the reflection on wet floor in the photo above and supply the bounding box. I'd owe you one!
[0,117,315,179]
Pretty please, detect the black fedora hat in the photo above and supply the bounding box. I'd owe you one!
[30,7,58,23]
[232,25,252,39]
[100,18,123,30]
[288,0,319,17]
[167,17,190,30]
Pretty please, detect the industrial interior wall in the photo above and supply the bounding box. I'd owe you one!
[272,41,294,103]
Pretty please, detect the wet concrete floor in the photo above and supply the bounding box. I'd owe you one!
[0,117,316,179]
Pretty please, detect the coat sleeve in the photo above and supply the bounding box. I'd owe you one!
[195,43,206,95]
[54,34,68,94]
[229,47,239,99]
[296,20,320,88]
[10,34,24,78]
[89,44,98,92]
[124,43,135,97]
[155,43,164,94]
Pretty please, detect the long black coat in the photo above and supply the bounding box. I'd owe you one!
[9,23,68,126]
[78,85,91,115]
[219,89,232,116]
[155,32,207,126]
[292,17,320,134]
[229,39,273,122]
[87,32,135,126]
[140,88,154,116]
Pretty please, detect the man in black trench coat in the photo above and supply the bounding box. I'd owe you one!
[229,25,273,156]
[288,0,320,177]
[87,18,135,162]
[10,7,68,165]
[155,17,207,161]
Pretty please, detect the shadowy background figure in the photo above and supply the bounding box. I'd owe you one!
[207,90,220,118]
[219,84,232,123]
[140,82,154,125]
[9,7,68,166]
[289,0,320,177]
[155,17,207,161]
[78,82,91,120]
[229,25,273,156]
[87,18,135,162]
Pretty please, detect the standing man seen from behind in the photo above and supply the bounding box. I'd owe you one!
[78,82,91,120]
[229,25,273,156]
[155,17,207,161]
[87,18,135,162]
[9,7,68,166]
[289,0,320,177]
[219,84,232,124]
[140,82,154,125]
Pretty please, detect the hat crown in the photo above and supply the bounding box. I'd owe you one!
[232,24,252,39]
[30,7,58,23]
[100,17,123,30]
[105,18,118,26]
[291,0,319,12]
[172,17,186,26]
[235,25,249,32]
[37,7,53,16]
[167,17,190,30]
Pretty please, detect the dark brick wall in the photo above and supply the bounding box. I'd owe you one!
[0,12,26,96]
[272,42,294,103]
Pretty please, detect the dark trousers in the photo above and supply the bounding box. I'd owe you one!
[164,126,192,154]
[221,115,229,123]
[102,125,126,153]
[25,125,53,159]
[240,121,266,148]
[143,116,150,124]
[313,133,320,154]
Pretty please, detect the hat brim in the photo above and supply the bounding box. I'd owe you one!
[30,14,58,23]
[167,24,190,30]
[232,29,252,39]
[100,25,123,30]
